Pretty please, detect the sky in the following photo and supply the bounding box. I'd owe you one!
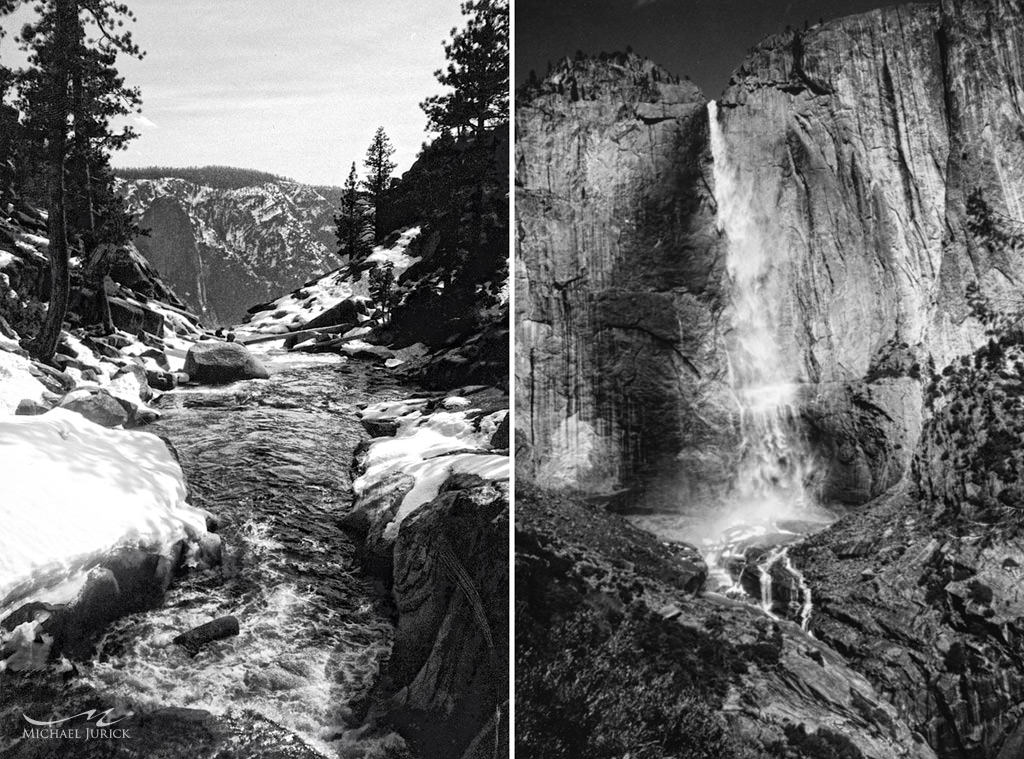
[1,0,467,186]
[515,0,893,99]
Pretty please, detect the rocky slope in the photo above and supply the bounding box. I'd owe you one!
[787,333,1024,759]
[516,0,1024,503]
[516,486,936,759]
[119,177,339,326]
[347,391,510,759]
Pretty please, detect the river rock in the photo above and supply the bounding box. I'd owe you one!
[15,398,49,415]
[361,417,400,438]
[112,362,154,401]
[57,387,130,427]
[183,341,269,383]
[172,615,240,652]
[1,541,200,663]
[146,367,177,391]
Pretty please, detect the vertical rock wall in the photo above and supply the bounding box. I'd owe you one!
[515,56,730,498]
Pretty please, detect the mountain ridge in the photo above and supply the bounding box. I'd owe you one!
[118,175,340,326]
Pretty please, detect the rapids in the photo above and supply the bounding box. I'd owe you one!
[80,347,415,755]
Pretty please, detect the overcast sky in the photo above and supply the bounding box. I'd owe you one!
[2,0,466,186]
[516,0,892,99]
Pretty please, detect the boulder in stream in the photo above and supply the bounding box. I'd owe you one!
[184,341,269,384]
[173,615,240,652]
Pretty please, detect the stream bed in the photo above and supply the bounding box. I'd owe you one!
[3,347,416,757]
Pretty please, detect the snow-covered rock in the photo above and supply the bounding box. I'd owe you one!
[0,409,211,621]
[242,226,421,335]
[0,349,47,416]
[351,393,509,544]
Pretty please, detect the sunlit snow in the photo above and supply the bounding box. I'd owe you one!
[0,409,208,615]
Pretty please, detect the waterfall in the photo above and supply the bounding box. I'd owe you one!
[698,101,829,616]
[755,547,815,632]
[705,100,817,533]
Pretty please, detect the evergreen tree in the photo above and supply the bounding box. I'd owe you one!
[362,126,396,241]
[0,3,23,200]
[421,0,509,138]
[3,0,143,356]
[368,262,396,323]
[334,162,372,265]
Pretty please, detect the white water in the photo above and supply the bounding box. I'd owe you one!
[702,101,828,610]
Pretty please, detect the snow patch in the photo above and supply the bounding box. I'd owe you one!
[0,349,47,416]
[244,226,421,334]
[353,395,509,541]
[0,409,208,615]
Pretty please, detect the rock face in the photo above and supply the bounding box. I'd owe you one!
[120,178,339,326]
[183,341,269,384]
[382,477,508,759]
[516,54,729,498]
[516,1,1024,500]
[349,394,510,759]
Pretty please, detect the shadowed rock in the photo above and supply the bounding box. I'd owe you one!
[172,615,240,652]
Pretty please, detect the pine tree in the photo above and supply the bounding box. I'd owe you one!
[362,126,396,241]
[4,0,144,356]
[421,0,509,138]
[368,262,396,323]
[334,162,372,265]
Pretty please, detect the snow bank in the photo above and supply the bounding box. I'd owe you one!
[0,349,47,416]
[244,226,422,334]
[353,395,509,541]
[0,409,208,614]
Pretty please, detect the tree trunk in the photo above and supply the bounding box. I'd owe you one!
[32,0,74,363]
[72,57,114,335]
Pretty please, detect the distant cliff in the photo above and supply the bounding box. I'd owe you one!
[119,177,339,326]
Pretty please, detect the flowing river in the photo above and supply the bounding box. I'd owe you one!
[77,347,414,755]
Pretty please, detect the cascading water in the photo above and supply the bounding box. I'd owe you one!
[701,101,829,618]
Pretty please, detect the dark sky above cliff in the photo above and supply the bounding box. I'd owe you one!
[516,0,892,98]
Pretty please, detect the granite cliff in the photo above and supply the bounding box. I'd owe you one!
[119,177,339,326]
[516,0,1024,505]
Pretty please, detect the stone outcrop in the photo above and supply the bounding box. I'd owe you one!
[347,392,510,759]
[381,476,508,759]
[516,1,1024,502]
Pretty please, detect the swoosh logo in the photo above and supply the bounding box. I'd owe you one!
[23,709,127,728]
